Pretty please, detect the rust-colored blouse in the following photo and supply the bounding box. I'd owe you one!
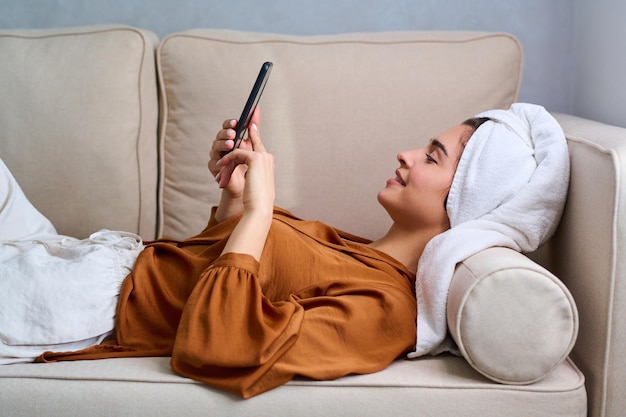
[40,207,417,398]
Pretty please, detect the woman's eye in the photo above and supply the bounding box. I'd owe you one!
[425,153,438,164]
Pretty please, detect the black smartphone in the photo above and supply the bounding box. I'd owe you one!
[221,61,273,156]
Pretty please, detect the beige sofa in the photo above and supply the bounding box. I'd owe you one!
[0,25,623,417]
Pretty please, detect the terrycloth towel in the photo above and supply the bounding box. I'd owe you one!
[407,103,570,358]
[0,230,143,364]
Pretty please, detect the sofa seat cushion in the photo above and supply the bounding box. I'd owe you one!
[0,356,586,417]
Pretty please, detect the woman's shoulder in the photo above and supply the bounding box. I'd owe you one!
[272,206,371,244]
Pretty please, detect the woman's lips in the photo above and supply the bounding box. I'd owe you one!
[387,172,405,187]
[394,170,406,186]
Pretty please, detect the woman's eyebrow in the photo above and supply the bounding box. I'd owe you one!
[430,138,449,157]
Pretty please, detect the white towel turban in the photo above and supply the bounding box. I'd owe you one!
[408,103,570,358]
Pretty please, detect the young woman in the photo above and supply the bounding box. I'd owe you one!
[3,103,570,399]
[211,110,479,277]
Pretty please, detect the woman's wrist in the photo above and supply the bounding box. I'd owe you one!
[214,191,244,223]
[221,210,273,261]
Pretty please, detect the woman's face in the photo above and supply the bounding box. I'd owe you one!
[377,123,472,232]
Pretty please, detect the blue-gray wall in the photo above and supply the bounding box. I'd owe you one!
[572,0,626,129]
[1,0,624,128]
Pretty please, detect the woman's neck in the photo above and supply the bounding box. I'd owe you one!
[368,223,447,274]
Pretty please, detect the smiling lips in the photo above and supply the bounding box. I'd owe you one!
[393,170,406,186]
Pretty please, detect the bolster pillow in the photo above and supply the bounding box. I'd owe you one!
[447,246,578,384]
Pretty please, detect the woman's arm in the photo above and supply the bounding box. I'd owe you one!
[212,108,275,262]
[217,126,275,261]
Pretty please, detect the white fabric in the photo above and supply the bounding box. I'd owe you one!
[0,158,144,364]
[0,231,143,364]
[0,159,58,242]
[408,103,570,357]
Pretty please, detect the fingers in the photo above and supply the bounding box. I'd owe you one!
[250,106,261,130]
[217,148,251,170]
[246,107,267,153]
[217,119,237,152]
[222,118,236,129]
[218,148,275,209]
[209,119,237,176]
[247,121,266,153]
[215,160,237,188]
[215,149,254,189]
[209,109,265,183]
[217,145,271,174]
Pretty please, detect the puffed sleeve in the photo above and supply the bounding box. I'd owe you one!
[170,253,416,398]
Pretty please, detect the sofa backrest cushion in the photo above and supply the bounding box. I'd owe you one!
[0,25,159,240]
[157,30,522,240]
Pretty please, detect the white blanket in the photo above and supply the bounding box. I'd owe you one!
[408,103,570,357]
[0,230,143,364]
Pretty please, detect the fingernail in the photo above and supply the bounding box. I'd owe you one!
[251,123,258,131]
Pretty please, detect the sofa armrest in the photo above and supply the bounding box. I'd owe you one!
[448,247,578,384]
[541,113,626,417]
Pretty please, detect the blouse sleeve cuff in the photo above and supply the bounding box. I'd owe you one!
[209,252,260,276]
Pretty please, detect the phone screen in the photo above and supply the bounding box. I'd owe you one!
[222,61,273,156]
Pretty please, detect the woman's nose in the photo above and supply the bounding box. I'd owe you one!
[396,151,408,167]
[397,148,421,166]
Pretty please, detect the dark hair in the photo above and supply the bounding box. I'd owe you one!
[462,116,492,135]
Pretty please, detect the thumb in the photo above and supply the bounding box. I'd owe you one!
[248,111,266,152]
